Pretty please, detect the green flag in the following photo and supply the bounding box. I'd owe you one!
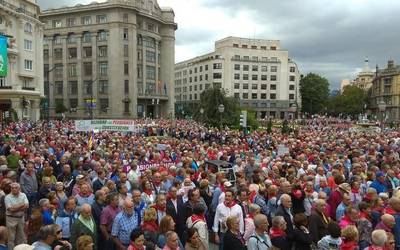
[0,36,8,77]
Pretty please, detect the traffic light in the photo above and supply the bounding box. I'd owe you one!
[240,110,247,127]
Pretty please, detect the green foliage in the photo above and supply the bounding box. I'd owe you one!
[266,120,273,133]
[281,119,290,134]
[327,85,367,117]
[55,100,67,114]
[193,88,259,129]
[300,73,330,114]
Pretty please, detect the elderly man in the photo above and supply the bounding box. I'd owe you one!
[309,199,329,243]
[55,197,78,241]
[5,182,29,249]
[375,213,395,233]
[71,203,97,249]
[111,199,138,249]
[164,231,180,250]
[19,161,38,215]
[247,214,272,250]
[32,224,57,250]
[276,194,294,239]
[368,229,388,250]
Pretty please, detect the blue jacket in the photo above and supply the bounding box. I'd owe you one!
[55,209,78,239]
[394,213,400,250]
[370,180,388,194]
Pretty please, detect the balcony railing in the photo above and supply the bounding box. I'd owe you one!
[0,0,37,18]
[22,87,35,91]
[0,86,12,89]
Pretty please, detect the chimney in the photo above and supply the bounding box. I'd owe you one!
[388,60,395,69]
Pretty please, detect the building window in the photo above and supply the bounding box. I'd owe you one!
[290,67,296,73]
[233,44,239,48]
[261,46,267,50]
[83,62,92,76]
[68,64,77,77]
[243,65,249,71]
[124,45,129,57]
[68,48,77,58]
[199,75,203,81]
[137,35,143,45]
[194,85,197,91]
[123,14,128,23]
[261,66,267,72]
[243,93,248,99]
[67,33,76,44]
[123,28,129,40]
[124,62,129,75]
[97,15,107,23]
[82,32,91,43]
[69,99,78,108]
[53,20,62,28]
[234,93,240,99]
[199,84,203,91]
[99,46,107,57]
[194,76,197,82]
[100,99,109,111]
[144,37,156,48]
[270,46,276,50]
[243,56,250,61]
[24,60,33,71]
[200,66,203,72]
[24,22,32,33]
[252,75,258,81]
[242,44,248,48]
[24,40,32,51]
[213,63,222,69]
[251,46,257,49]
[205,65,208,71]
[261,93,266,99]
[137,65,143,78]
[146,50,156,62]
[54,48,62,59]
[205,74,208,80]
[213,73,222,79]
[243,83,249,89]
[270,75,277,81]
[67,18,76,27]
[98,31,107,41]
[82,16,92,25]
[289,85,295,90]
[261,75,267,81]
[99,62,108,76]
[124,80,129,93]
[55,81,63,95]
[68,81,78,95]
[53,35,62,45]
[234,74,240,80]
[261,84,267,90]
[270,84,276,90]
[54,64,63,78]
[83,47,92,58]
[270,93,276,99]
[146,66,156,80]
[99,80,108,94]
[289,94,295,100]
[234,55,240,60]
[271,66,277,72]
[124,102,130,113]
[271,57,278,61]
[252,84,258,90]
[83,81,93,95]
[234,64,240,70]
[289,76,295,81]
[189,86,192,91]
[243,74,249,80]
[43,49,49,59]
[252,93,257,99]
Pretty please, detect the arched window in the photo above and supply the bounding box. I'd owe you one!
[67,33,76,43]
[82,31,91,43]
[24,22,32,33]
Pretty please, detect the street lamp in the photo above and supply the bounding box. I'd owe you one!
[288,103,298,131]
[199,108,204,123]
[378,100,386,130]
[218,104,224,128]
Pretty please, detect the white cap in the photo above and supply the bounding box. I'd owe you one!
[223,181,232,187]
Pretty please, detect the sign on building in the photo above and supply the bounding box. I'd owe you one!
[0,36,8,77]
[75,120,137,132]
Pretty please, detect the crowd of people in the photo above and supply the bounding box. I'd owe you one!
[0,118,399,250]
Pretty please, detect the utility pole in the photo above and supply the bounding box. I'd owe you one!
[90,78,98,120]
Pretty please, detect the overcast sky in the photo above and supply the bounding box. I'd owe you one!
[38,0,400,90]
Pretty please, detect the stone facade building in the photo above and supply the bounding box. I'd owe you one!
[174,37,301,119]
[0,0,44,122]
[40,0,176,119]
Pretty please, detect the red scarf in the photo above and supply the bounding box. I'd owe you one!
[191,214,205,223]
[141,221,159,231]
[351,188,359,194]
[340,241,358,250]
[144,189,153,196]
[359,211,370,220]
[153,204,166,212]
[128,244,144,250]
[224,201,237,209]
[269,227,286,239]
[383,207,396,215]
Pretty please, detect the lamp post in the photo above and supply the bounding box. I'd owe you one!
[199,108,204,123]
[288,103,298,131]
[218,104,224,128]
[89,78,98,120]
[378,100,386,130]
[44,65,59,121]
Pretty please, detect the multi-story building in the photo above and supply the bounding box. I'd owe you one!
[174,37,301,119]
[371,59,400,121]
[0,0,44,122]
[40,0,176,119]
[354,58,374,91]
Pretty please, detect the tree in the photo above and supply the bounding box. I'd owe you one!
[55,100,67,114]
[300,73,330,115]
[339,85,367,117]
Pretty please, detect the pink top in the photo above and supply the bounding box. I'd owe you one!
[100,205,121,231]
[243,217,255,243]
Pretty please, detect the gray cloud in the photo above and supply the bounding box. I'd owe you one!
[37,0,400,90]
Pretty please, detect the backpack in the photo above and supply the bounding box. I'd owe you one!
[181,219,202,244]
[249,235,271,250]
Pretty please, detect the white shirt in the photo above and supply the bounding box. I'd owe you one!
[213,202,244,234]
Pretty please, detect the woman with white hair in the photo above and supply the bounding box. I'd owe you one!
[243,203,261,243]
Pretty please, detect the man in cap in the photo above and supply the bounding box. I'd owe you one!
[370,171,389,194]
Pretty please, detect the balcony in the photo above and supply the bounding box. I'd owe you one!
[0,86,12,89]
[231,57,281,63]
[22,87,35,91]
[0,0,37,18]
